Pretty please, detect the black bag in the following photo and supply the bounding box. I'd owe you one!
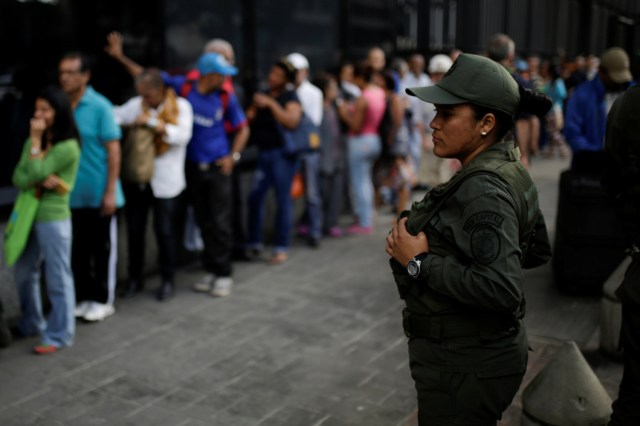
[553,169,628,295]
[278,113,320,156]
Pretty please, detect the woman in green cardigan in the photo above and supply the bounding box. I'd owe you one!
[12,86,80,355]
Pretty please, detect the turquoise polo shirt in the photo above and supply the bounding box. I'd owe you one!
[70,86,125,209]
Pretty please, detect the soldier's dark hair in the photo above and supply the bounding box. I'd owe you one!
[471,85,552,141]
[36,85,80,145]
[61,51,93,73]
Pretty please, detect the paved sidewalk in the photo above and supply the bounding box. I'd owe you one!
[0,155,623,425]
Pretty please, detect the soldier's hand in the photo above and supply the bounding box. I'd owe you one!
[385,217,429,266]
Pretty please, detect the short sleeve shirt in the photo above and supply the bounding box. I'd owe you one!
[250,89,300,150]
[162,73,247,163]
[70,86,124,209]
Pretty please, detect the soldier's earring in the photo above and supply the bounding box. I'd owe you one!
[481,130,487,136]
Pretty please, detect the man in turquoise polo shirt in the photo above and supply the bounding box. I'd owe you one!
[59,52,124,322]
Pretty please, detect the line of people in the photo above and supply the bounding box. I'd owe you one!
[7,36,451,355]
[7,31,633,357]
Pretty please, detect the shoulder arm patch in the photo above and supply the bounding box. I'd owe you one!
[464,211,504,265]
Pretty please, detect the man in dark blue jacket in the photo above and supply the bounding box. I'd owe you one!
[564,47,634,166]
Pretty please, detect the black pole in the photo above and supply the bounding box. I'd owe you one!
[241,0,257,100]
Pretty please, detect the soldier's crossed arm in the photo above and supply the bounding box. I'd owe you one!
[421,175,524,313]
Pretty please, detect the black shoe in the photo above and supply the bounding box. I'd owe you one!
[156,281,174,302]
[0,320,11,349]
[121,279,143,299]
[308,236,320,248]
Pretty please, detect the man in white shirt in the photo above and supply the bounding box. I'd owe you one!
[417,54,457,188]
[287,52,324,247]
[402,54,433,177]
[113,69,193,301]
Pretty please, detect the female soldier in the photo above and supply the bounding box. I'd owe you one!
[385,54,552,425]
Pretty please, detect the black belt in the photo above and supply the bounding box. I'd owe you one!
[188,160,220,172]
[402,308,516,341]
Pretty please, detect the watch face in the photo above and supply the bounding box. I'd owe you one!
[407,260,418,277]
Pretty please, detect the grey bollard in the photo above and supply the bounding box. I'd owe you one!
[521,341,612,426]
[600,257,631,360]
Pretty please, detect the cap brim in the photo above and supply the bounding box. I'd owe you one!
[609,69,632,84]
[199,65,238,77]
[406,85,467,105]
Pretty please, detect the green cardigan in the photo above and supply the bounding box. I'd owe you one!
[12,138,81,222]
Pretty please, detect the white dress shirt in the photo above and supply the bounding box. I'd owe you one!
[402,72,434,129]
[296,80,324,126]
[114,95,193,199]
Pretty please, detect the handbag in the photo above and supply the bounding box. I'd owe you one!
[121,126,155,183]
[3,188,41,266]
[278,114,320,156]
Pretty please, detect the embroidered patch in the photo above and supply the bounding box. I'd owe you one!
[470,225,501,265]
[463,212,504,233]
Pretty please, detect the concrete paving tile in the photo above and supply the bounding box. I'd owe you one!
[154,387,206,412]
[182,388,247,421]
[97,374,166,406]
[63,393,141,425]
[0,406,43,426]
[115,404,192,426]
[38,389,119,422]
[256,405,326,426]
[0,371,43,409]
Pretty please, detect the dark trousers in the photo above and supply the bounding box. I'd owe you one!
[610,259,640,426]
[122,182,180,283]
[71,208,116,305]
[247,148,298,251]
[298,152,323,238]
[320,169,344,232]
[409,338,525,426]
[185,161,232,277]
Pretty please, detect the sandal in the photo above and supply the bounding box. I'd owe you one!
[269,252,288,265]
[33,344,58,355]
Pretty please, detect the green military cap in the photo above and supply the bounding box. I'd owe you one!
[406,53,520,116]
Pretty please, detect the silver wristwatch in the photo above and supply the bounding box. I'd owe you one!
[407,252,428,279]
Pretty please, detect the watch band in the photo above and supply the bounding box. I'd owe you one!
[407,252,429,279]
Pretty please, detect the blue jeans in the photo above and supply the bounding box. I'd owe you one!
[348,134,382,228]
[14,219,75,348]
[298,151,323,238]
[247,148,298,253]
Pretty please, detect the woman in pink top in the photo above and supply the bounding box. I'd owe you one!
[338,63,386,234]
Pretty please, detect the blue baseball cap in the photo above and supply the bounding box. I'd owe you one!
[196,52,238,76]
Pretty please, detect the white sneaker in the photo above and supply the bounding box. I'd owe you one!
[210,277,233,297]
[83,303,115,322]
[74,301,92,318]
[192,274,215,293]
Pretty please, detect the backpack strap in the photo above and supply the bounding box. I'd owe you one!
[179,69,200,97]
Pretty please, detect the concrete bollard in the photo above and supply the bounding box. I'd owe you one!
[600,257,631,360]
[521,341,612,426]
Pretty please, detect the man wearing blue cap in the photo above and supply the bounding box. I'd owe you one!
[106,34,249,298]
